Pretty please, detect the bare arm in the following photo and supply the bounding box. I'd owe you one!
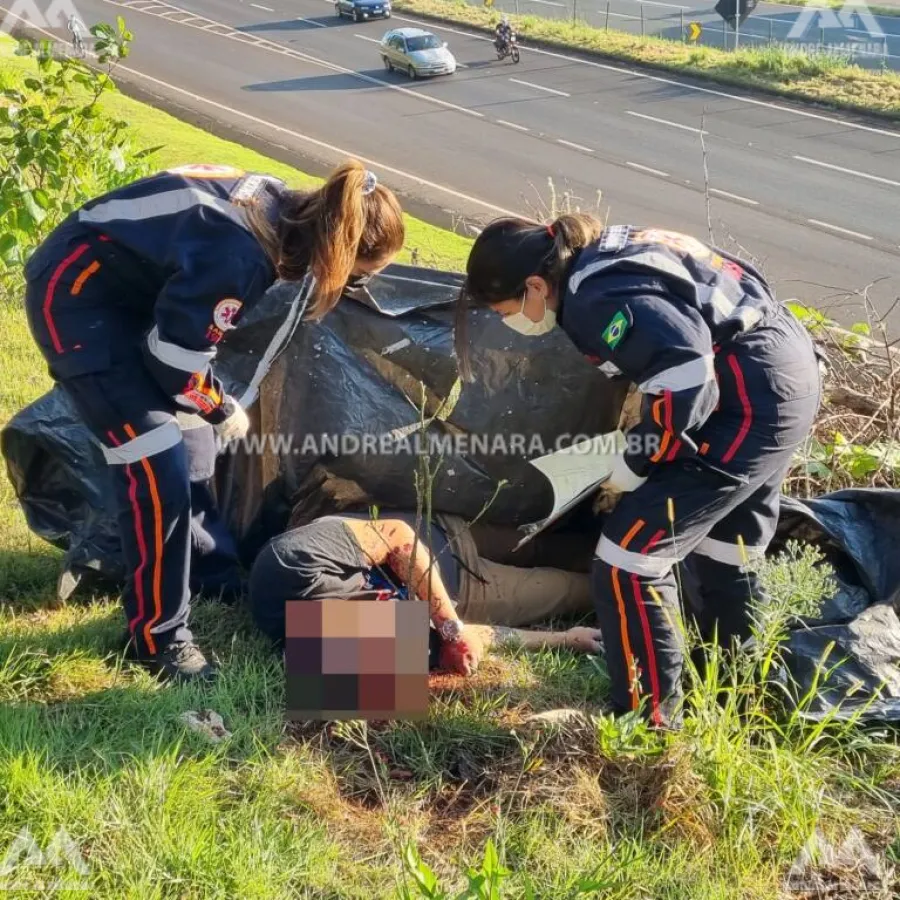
[343,517,460,627]
[468,625,603,655]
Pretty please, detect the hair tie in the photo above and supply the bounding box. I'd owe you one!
[362,170,378,196]
[546,223,556,239]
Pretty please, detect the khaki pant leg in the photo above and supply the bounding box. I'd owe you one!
[458,558,592,627]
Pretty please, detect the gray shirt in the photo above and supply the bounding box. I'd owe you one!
[249,512,460,644]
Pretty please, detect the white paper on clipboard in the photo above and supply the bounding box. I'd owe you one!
[514,432,620,551]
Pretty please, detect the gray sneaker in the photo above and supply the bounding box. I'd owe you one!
[128,640,218,683]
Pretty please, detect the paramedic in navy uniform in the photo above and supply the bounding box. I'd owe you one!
[23,160,405,682]
[453,215,821,728]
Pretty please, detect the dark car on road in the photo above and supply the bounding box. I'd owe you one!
[335,0,390,21]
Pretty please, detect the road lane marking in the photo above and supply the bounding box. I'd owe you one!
[297,16,327,26]
[558,138,594,152]
[808,219,873,241]
[88,0,485,119]
[635,0,689,8]
[509,77,570,97]
[3,7,522,219]
[384,11,900,139]
[527,0,566,6]
[710,188,759,206]
[250,2,273,9]
[793,155,900,189]
[626,161,669,177]
[626,110,704,134]
[355,33,381,41]
[497,119,529,131]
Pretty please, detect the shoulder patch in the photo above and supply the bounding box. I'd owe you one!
[597,225,631,253]
[213,298,243,331]
[601,309,631,350]
[230,174,276,205]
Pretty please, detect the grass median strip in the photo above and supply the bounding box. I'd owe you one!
[392,0,900,120]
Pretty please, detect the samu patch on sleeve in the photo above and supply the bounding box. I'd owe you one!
[602,309,631,350]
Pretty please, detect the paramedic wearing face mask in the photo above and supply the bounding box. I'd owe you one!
[453,215,821,728]
[23,160,404,682]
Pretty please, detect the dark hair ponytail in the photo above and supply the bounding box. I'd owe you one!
[453,213,603,381]
[248,159,405,319]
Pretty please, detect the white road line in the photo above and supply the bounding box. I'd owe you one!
[497,119,529,131]
[808,219,873,241]
[297,16,327,26]
[354,33,381,42]
[509,77,570,97]
[90,0,485,119]
[4,8,521,219]
[626,161,669,177]
[558,138,594,152]
[626,110,703,134]
[636,0,689,8]
[249,2,273,9]
[710,188,759,206]
[386,12,900,139]
[528,0,565,6]
[793,155,900,189]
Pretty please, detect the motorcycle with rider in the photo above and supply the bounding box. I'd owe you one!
[494,16,520,63]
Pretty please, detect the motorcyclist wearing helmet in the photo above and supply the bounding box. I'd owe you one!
[495,15,513,53]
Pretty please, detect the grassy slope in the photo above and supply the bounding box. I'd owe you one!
[394,0,900,120]
[2,42,900,900]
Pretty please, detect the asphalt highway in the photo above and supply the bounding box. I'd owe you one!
[476,0,900,71]
[4,0,900,328]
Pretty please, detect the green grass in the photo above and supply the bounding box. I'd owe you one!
[2,36,900,900]
[393,0,900,120]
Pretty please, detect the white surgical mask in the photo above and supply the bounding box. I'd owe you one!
[500,290,556,337]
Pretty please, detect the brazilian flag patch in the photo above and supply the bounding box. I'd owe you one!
[602,310,630,350]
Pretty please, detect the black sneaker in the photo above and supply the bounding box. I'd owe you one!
[126,640,218,683]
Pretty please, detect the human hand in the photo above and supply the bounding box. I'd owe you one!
[438,624,486,676]
[592,485,622,515]
[213,398,250,443]
[565,626,604,654]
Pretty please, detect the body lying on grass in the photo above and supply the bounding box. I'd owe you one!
[248,510,604,676]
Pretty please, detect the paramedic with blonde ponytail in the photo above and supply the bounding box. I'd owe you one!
[454,216,821,727]
[23,159,404,682]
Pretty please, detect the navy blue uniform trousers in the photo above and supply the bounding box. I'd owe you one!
[593,308,822,727]
[23,233,240,656]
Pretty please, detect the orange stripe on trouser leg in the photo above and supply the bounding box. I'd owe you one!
[123,424,164,655]
[71,260,100,295]
[611,518,645,711]
[107,428,150,646]
[630,528,667,726]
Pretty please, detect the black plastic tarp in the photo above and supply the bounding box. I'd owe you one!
[4,265,900,722]
[770,492,900,723]
[1,263,627,585]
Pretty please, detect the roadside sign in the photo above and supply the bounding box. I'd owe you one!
[688,21,702,40]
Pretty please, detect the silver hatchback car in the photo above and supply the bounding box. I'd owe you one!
[380,27,457,78]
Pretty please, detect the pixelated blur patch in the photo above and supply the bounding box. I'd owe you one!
[285,600,429,721]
